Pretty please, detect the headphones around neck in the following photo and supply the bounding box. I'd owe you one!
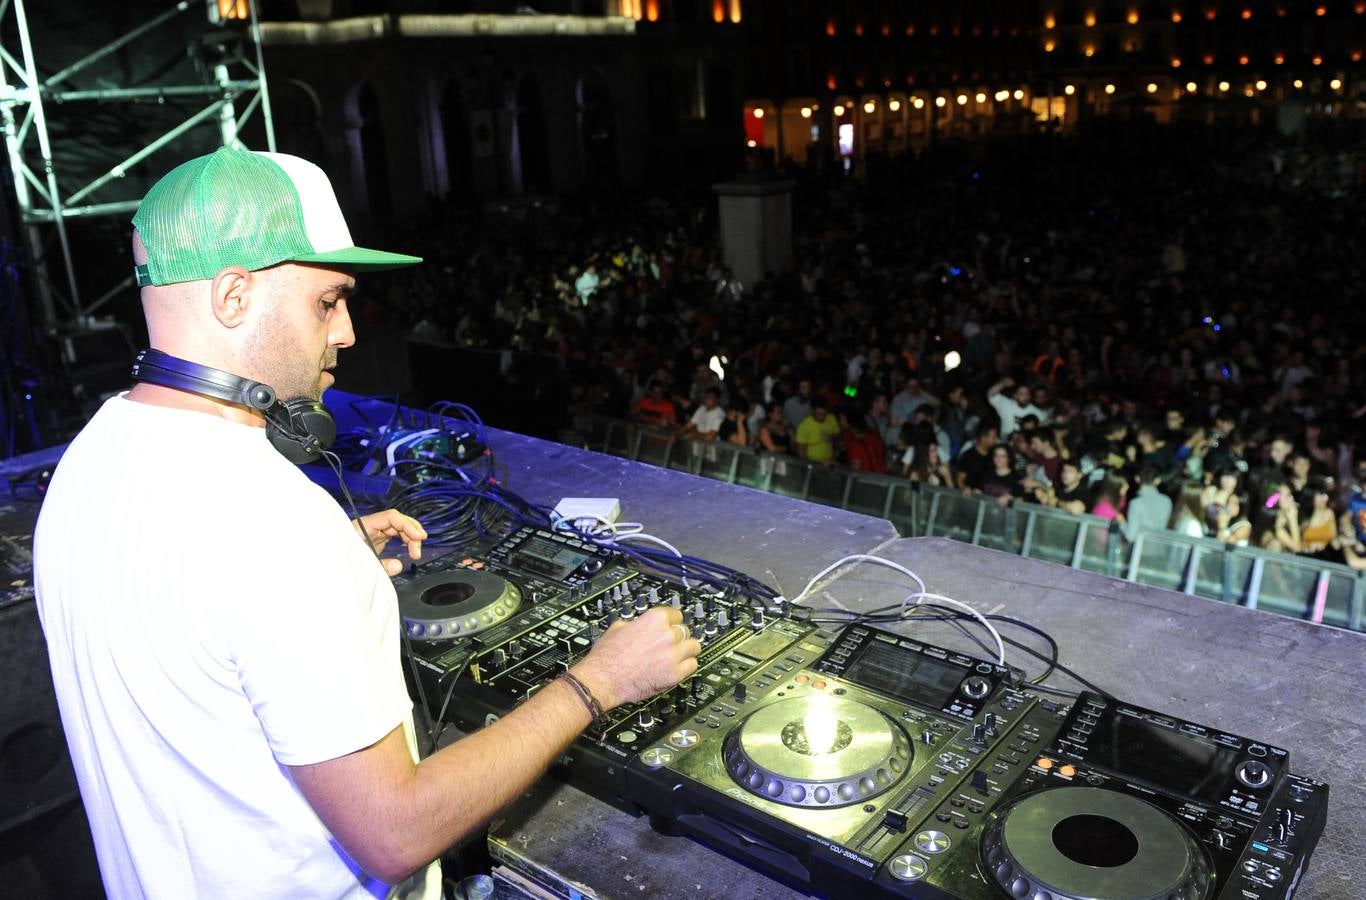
[130,348,336,464]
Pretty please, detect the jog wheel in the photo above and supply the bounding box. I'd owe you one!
[723,695,912,808]
[399,568,521,640]
[980,786,1213,900]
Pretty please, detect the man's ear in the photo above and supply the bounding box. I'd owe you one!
[210,266,253,328]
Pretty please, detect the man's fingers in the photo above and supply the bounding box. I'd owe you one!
[381,557,404,576]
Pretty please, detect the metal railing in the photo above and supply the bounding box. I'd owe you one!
[565,415,1366,633]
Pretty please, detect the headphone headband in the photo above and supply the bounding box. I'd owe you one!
[130,349,334,464]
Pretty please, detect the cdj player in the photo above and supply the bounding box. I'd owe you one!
[394,532,1329,899]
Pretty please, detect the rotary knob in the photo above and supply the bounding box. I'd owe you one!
[637,708,655,730]
[961,676,991,700]
[1236,760,1272,790]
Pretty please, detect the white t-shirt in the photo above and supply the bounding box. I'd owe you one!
[690,405,725,435]
[34,396,439,900]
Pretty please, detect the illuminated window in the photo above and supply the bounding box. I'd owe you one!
[712,0,724,23]
[209,0,249,21]
[1127,9,1140,24]
[729,0,741,24]
[1205,7,1217,20]
[1241,7,1252,19]
[1172,10,1184,22]
[1274,52,1285,64]
[1044,13,1056,28]
[645,0,659,22]
[1203,53,1215,65]
[1044,39,1056,52]
[1085,11,1097,26]
[854,22,864,36]
[1172,57,1183,67]
[1238,54,1249,65]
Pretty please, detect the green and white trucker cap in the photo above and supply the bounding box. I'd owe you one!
[133,147,421,287]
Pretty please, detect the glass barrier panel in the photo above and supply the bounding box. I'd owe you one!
[1320,570,1356,629]
[976,501,1021,553]
[635,428,674,467]
[669,438,702,474]
[1027,509,1082,566]
[888,482,919,536]
[929,490,979,542]
[846,475,897,519]
[767,455,811,498]
[1078,521,1128,577]
[604,421,635,458]
[1223,551,1256,605]
[698,443,742,482]
[1252,558,1321,621]
[736,452,772,489]
[1193,542,1229,600]
[1131,535,1191,592]
[806,465,847,505]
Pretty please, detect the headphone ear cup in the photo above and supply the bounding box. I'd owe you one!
[265,399,336,465]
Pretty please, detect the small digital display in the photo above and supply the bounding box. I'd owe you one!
[514,537,591,579]
[1084,714,1242,804]
[844,640,965,706]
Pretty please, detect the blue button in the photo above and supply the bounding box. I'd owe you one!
[1252,842,1269,852]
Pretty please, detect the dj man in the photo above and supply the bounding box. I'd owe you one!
[33,147,701,899]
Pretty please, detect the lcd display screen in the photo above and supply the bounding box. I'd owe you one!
[844,640,965,706]
[1084,714,1238,803]
[514,537,591,579]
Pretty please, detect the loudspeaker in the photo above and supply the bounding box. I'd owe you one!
[129,349,336,464]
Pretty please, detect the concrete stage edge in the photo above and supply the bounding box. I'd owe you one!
[453,414,1364,900]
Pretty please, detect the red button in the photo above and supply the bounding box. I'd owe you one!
[812,679,827,690]
[1059,764,1076,778]
[794,674,810,684]
[1036,757,1054,770]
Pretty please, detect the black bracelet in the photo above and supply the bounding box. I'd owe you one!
[560,672,605,724]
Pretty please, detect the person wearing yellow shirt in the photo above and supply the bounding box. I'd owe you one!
[795,399,841,463]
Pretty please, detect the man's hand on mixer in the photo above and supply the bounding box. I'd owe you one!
[570,606,700,710]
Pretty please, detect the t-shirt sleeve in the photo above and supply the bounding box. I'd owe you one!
[232,499,412,766]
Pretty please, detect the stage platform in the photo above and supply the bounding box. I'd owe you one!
[1,392,1362,899]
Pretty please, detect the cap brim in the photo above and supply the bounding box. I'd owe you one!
[293,246,422,271]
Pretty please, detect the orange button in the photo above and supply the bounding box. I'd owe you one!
[471,561,485,570]
[794,674,810,684]
[461,558,474,566]
[1036,757,1054,770]
[812,679,827,689]
[1059,764,1076,777]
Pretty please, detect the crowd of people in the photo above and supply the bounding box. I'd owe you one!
[365,119,1366,569]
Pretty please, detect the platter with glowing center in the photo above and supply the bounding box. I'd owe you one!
[722,695,912,808]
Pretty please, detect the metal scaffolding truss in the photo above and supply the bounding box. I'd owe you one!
[0,0,276,331]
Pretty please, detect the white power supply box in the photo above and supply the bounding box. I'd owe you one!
[553,497,621,527]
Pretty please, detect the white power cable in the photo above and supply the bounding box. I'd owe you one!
[792,553,1005,665]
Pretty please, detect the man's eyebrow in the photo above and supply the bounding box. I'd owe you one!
[324,282,356,298]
